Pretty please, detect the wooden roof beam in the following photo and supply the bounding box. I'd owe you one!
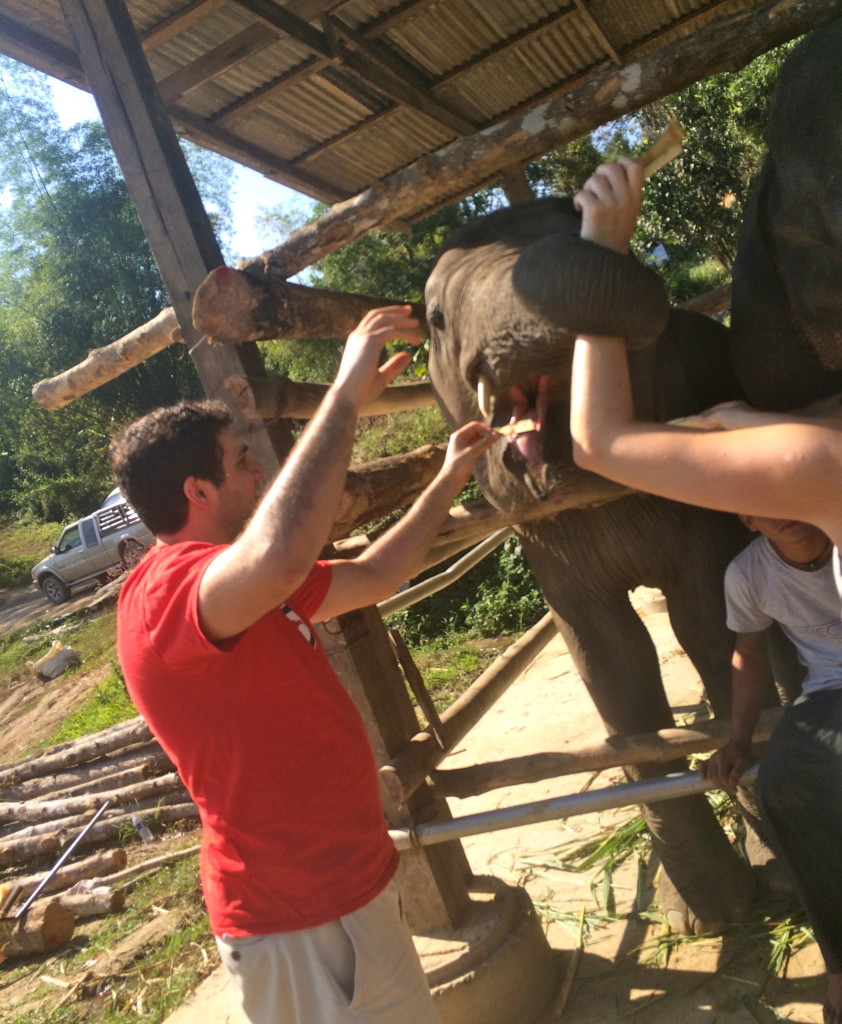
[0,13,86,88]
[139,0,227,50]
[158,23,277,105]
[172,104,346,202]
[572,0,621,64]
[231,0,475,135]
[235,0,842,280]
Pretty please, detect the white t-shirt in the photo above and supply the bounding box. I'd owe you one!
[725,536,842,696]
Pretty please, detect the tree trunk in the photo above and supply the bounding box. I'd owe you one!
[10,848,128,902]
[226,375,436,420]
[58,888,126,918]
[0,772,185,826]
[193,264,425,344]
[330,444,447,540]
[0,718,153,786]
[0,745,172,802]
[0,900,75,957]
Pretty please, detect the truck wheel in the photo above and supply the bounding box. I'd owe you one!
[40,574,70,605]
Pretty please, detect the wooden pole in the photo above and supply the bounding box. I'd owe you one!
[0,900,75,958]
[192,264,425,344]
[430,707,785,798]
[381,613,557,806]
[226,375,436,421]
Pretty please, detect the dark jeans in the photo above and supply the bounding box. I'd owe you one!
[756,687,842,973]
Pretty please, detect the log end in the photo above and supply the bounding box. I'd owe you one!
[192,266,258,343]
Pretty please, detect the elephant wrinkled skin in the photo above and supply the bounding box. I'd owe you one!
[425,201,755,935]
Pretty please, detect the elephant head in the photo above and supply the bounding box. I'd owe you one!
[425,197,740,516]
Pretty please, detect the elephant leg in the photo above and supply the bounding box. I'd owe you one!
[546,594,753,935]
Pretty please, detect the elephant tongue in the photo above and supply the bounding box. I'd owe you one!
[506,375,550,464]
[510,424,541,464]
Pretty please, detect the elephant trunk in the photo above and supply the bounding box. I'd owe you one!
[511,233,670,349]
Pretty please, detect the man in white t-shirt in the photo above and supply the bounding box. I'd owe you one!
[702,515,842,1014]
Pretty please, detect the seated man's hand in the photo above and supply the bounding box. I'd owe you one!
[335,305,422,406]
[573,157,644,255]
[701,740,753,794]
[441,421,498,489]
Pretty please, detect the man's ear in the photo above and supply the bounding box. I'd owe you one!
[183,476,214,509]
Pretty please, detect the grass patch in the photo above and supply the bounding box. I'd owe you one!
[0,519,63,588]
[46,658,136,745]
[407,631,512,714]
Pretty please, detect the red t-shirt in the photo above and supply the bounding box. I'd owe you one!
[117,541,398,937]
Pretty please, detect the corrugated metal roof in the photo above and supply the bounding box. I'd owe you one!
[0,0,824,213]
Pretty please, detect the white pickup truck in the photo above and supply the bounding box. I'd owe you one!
[31,497,153,604]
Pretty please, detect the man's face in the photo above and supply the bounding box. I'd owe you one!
[740,515,826,548]
[213,427,266,541]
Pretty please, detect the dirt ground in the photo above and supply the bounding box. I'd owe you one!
[0,588,829,1024]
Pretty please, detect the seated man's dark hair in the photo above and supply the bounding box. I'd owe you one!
[111,400,233,536]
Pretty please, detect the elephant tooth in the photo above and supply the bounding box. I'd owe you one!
[477,376,496,420]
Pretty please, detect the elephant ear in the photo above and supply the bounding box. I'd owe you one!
[511,233,670,349]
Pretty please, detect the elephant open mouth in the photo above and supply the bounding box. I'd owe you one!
[477,371,554,465]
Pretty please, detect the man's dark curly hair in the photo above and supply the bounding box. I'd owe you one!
[111,400,233,536]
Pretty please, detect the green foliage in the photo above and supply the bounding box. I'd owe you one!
[0,517,61,586]
[388,535,546,643]
[0,59,236,522]
[632,43,796,299]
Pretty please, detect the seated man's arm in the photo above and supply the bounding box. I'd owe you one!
[701,629,774,793]
[314,422,496,622]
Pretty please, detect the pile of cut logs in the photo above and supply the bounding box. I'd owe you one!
[0,716,198,958]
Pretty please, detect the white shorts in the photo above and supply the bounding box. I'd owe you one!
[215,880,438,1024]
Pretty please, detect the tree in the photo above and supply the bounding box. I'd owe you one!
[0,58,231,520]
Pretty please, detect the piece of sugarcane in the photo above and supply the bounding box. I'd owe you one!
[639,119,685,178]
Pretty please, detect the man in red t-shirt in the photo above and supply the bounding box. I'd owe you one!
[111,307,497,1024]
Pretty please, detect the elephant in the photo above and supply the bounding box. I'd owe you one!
[424,18,842,935]
[425,200,755,935]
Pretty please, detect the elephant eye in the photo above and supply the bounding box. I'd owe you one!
[428,308,445,332]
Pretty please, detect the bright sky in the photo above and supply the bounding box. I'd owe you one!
[49,79,313,262]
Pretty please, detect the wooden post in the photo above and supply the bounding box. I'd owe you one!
[319,607,472,931]
[57,0,293,469]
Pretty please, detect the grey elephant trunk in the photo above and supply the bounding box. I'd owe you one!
[512,233,670,349]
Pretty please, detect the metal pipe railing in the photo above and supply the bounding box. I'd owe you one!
[389,765,759,851]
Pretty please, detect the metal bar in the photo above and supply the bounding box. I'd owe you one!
[14,799,111,918]
[389,767,758,851]
[378,527,513,616]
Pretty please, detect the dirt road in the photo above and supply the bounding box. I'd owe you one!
[0,581,117,635]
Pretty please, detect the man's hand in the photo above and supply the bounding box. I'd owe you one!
[441,421,499,488]
[701,740,754,794]
[573,157,645,254]
[334,305,422,406]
